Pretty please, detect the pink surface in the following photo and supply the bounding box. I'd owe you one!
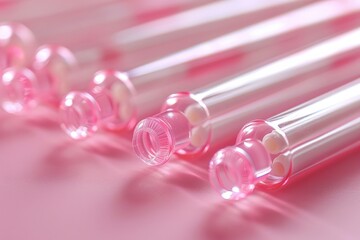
[0,108,359,240]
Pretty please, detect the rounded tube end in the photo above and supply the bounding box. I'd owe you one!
[33,45,77,97]
[209,140,273,200]
[209,146,257,200]
[91,70,136,130]
[0,22,36,69]
[0,67,38,113]
[60,91,100,140]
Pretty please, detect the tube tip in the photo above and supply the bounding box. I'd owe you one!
[32,45,77,98]
[0,22,36,69]
[132,117,173,166]
[91,70,136,130]
[59,91,100,140]
[262,130,287,154]
[0,67,37,113]
[209,146,257,200]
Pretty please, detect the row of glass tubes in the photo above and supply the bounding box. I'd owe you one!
[1,0,360,200]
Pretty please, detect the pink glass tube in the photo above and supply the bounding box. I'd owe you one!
[0,0,205,74]
[0,0,217,50]
[132,27,360,166]
[0,22,36,70]
[0,1,206,49]
[209,79,360,200]
[0,0,119,22]
[0,0,308,115]
[0,0,21,10]
[106,0,314,68]
[34,0,309,68]
[59,0,360,139]
[0,0,211,24]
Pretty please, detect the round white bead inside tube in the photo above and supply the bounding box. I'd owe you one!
[270,154,290,177]
[185,104,209,148]
[190,125,208,148]
[184,104,207,126]
[262,130,287,154]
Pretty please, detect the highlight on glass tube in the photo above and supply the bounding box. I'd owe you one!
[0,0,238,85]
[12,0,216,49]
[0,0,311,116]
[110,0,314,66]
[48,0,314,70]
[60,0,360,140]
[60,70,136,139]
[132,26,360,166]
[1,0,213,28]
[0,22,35,70]
[0,0,120,22]
[209,79,360,200]
[0,0,211,53]
[0,44,78,114]
[1,0,214,76]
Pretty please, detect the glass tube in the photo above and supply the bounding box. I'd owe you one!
[132,27,360,166]
[209,79,360,200]
[0,0,214,50]
[1,0,196,72]
[14,0,217,48]
[0,0,309,114]
[59,0,360,139]
[0,0,219,61]
[0,0,119,22]
[0,0,211,24]
[39,0,310,68]
[107,0,314,68]
[0,22,36,70]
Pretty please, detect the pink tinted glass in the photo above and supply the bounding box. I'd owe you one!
[132,27,360,166]
[209,80,360,200]
[1,0,307,116]
[61,1,360,139]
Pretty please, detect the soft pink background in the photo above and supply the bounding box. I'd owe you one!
[0,107,359,240]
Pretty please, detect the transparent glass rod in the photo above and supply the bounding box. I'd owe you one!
[0,0,307,115]
[26,0,217,50]
[50,0,313,71]
[1,0,212,30]
[132,26,360,166]
[59,0,360,139]
[209,79,360,200]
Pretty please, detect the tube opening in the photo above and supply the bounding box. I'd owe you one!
[132,118,173,166]
[60,91,100,140]
[0,67,37,113]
